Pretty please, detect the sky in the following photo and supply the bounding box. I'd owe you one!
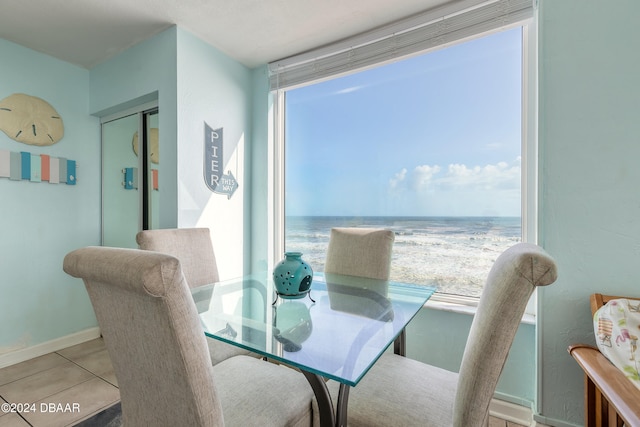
[285,27,522,218]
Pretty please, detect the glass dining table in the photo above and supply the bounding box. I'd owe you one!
[191,272,436,427]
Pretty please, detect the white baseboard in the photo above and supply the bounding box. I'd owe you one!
[490,398,552,427]
[532,413,580,427]
[0,327,101,369]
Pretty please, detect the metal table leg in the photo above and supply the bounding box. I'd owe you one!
[301,331,405,427]
[336,383,350,427]
[300,328,406,427]
[301,371,336,427]
[394,328,406,356]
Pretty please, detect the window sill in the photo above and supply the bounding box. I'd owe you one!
[424,294,536,325]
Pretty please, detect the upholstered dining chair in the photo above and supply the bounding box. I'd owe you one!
[63,246,317,427]
[324,227,395,281]
[325,227,398,346]
[135,228,220,287]
[324,227,399,383]
[327,242,558,427]
[136,227,253,365]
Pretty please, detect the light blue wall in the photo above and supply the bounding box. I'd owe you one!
[175,27,254,278]
[537,1,640,425]
[90,26,178,230]
[0,24,254,361]
[250,65,271,274]
[407,308,536,406]
[0,38,100,353]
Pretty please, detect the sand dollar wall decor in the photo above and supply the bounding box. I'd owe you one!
[0,93,64,146]
[132,128,159,164]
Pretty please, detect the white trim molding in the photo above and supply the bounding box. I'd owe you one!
[0,327,101,369]
[490,398,552,427]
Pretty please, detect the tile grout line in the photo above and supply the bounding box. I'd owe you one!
[51,350,121,426]
[0,343,117,427]
[1,393,35,426]
[54,349,120,389]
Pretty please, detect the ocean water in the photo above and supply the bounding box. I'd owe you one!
[284,216,521,298]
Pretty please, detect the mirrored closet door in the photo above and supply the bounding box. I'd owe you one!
[102,106,159,248]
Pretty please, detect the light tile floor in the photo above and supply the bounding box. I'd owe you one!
[0,339,119,427]
[0,338,528,427]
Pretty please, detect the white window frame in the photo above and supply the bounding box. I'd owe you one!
[269,16,538,318]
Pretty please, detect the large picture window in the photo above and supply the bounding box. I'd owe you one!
[279,26,529,299]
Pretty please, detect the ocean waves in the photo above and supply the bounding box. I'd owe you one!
[285,216,521,298]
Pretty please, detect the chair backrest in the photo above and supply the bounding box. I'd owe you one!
[63,246,224,426]
[453,242,558,427]
[325,227,395,280]
[136,228,219,288]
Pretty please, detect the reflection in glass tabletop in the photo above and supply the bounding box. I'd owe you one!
[193,272,436,387]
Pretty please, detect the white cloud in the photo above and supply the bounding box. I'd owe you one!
[411,165,441,191]
[335,85,364,95]
[440,162,519,191]
[389,168,407,190]
[386,158,521,216]
[389,159,520,192]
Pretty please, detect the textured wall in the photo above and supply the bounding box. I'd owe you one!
[0,38,100,355]
[537,1,640,425]
[175,28,253,279]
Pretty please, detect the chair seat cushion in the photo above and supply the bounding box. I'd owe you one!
[213,356,315,427]
[327,353,458,427]
[206,338,254,365]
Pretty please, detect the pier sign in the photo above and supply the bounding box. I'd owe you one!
[204,123,238,199]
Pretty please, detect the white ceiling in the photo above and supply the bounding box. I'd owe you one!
[0,0,453,69]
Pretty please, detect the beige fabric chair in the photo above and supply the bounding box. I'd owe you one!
[136,228,219,287]
[63,246,316,427]
[327,242,558,427]
[325,227,395,280]
[324,227,396,326]
[324,227,398,380]
[136,228,253,365]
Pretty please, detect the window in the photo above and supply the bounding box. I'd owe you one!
[275,25,533,300]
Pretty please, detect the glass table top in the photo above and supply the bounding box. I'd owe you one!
[193,272,436,387]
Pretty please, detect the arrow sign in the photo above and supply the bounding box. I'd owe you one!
[204,123,239,199]
[214,170,238,199]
